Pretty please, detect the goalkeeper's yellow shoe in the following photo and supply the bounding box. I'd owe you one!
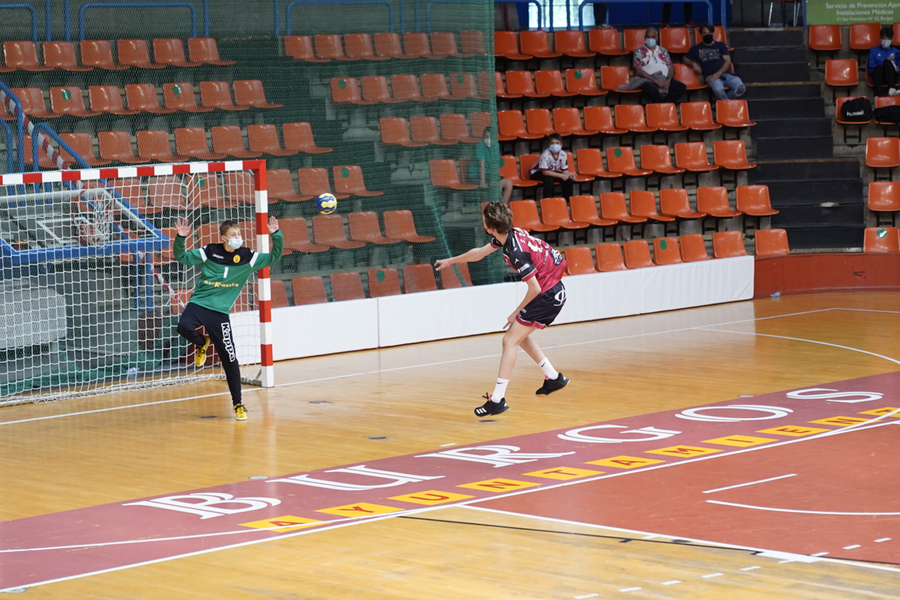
[195,335,211,367]
[234,404,248,421]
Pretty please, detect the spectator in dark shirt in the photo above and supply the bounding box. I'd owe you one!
[868,25,900,97]
[684,23,746,100]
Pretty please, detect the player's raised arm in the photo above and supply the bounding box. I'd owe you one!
[435,242,497,271]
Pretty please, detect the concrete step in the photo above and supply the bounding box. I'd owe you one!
[755,135,835,159]
[752,116,832,138]
[743,82,821,100]
[746,97,825,119]
[761,179,864,204]
[739,62,812,83]
[775,225,867,249]
[734,46,807,64]
[730,28,805,49]
[748,158,861,181]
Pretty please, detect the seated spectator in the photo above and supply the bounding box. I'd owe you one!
[529,134,575,200]
[868,25,900,97]
[621,27,686,103]
[469,129,513,202]
[684,23,745,101]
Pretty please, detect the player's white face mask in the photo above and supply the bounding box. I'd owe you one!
[226,236,243,250]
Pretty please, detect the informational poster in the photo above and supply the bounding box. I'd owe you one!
[807,0,900,25]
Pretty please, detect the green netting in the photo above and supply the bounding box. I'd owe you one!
[0,0,501,402]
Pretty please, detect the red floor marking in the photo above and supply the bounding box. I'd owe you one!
[3,372,900,590]
[480,423,900,565]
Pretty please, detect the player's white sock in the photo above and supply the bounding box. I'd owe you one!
[538,358,558,380]
[491,378,509,402]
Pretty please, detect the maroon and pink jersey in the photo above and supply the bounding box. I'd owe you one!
[491,227,567,293]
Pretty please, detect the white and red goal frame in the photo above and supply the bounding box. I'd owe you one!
[0,159,275,389]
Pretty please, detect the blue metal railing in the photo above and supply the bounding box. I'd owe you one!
[0,120,13,176]
[66,0,203,41]
[1,4,39,43]
[285,0,396,35]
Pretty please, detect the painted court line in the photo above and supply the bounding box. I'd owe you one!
[0,307,853,427]
[702,474,797,494]
[705,501,900,517]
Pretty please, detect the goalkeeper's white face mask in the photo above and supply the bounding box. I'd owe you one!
[223,229,243,250]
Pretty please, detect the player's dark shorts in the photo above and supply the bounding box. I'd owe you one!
[517,281,567,329]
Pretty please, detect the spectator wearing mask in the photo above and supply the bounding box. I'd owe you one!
[622,27,687,103]
[868,25,900,97]
[529,134,575,200]
[684,23,746,100]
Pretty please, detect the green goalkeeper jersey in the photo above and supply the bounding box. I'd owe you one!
[174,230,284,314]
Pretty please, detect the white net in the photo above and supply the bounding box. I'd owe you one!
[0,165,265,406]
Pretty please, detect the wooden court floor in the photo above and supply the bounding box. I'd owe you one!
[2,291,900,599]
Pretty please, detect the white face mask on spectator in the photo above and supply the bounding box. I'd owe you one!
[645,38,657,49]
[549,143,561,153]
[883,39,893,49]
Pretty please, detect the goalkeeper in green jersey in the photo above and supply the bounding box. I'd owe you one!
[173,217,284,421]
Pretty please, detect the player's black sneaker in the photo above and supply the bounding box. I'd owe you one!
[535,373,569,396]
[474,394,509,417]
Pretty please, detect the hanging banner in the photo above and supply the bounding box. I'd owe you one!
[808,0,900,25]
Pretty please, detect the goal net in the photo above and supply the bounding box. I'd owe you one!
[0,161,273,406]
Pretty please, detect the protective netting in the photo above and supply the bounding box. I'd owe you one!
[0,1,498,403]
[0,168,263,405]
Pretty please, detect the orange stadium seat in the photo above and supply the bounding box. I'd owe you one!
[200,81,250,111]
[333,166,383,197]
[12,87,54,118]
[331,272,366,301]
[864,227,900,252]
[174,127,227,160]
[653,237,683,265]
[153,38,201,67]
[736,185,779,216]
[431,32,463,58]
[368,268,402,297]
[541,197,589,230]
[849,23,880,54]
[570,194,617,226]
[868,181,900,213]
[639,145,684,175]
[403,32,439,59]
[510,200,557,233]
[866,137,900,169]
[575,148,622,179]
[136,130,188,162]
[809,24,842,53]
[188,38,235,65]
[696,186,741,218]
[535,70,578,97]
[440,262,472,288]
[360,75,403,104]
[716,100,756,128]
[518,153,542,186]
[22,135,55,168]
[247,124,298,156]
[615,104,656,133]
[440,113,480,143]
[505,70,549,98]
[495,72,522,99]
[680,233,710,261]
[163,82,213,113]
[89,85,137,116]
[660,27,692,54]
[117,39,165,69]
[314,34,349,61]
[98,131,142,164]
[519,30,561,58]
[420,73,452,100]
[330,77,366,104]
[525,108,556,137]
[313,215,366,250]
[279,217,329,253]
[600,66,639,94]
[660,188,706,220]
[403,265,439,293]
[297,167,349,200]
[755,228,790,257]
[565,246,598,275]
[290,277,327,305]
[381,117,428,147]
[674,142,718,172]
[714,140,756,170]
[500,155,538,188]
[284,35,326,62]
[283,122,332,154]
[623,29,646,52]
[344,33,384,61]
[80,40,127,70]
[266,169,307,203]
[210,125,263,158]
[124,83,175,114]
[495,31,532,60]
[234,80,282,109]
[583,105,627,135]
[460,30,487,56]
[673,63,706,90]
[565,68,606,96]
[824,59,859,97]
[498,110,540,141]
[430,159,477,190]
[645,102,687,132]
[606,147,652,177]
[595,243,627,271]
[588,28,629,56]
[712,230,747,257]
[50,86,100,117]
[555,30,595,58]
[349,212,399,245]
[623,239,654,269]
[383,210,435,242]
[411,116,456,145]
[600,192,647,224]
[43,41,90,71]
[4,41,50,71]
[630,189,674,222]
[59,132,110,167]
[373,32,408,59]
[390,74,430,102]
[553,107,599,137]
[680,102,721,131]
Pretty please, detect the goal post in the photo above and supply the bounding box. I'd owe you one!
[0,159,274,406]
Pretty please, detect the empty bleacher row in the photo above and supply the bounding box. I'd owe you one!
[286,31,488,63]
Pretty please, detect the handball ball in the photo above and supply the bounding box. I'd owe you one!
[316,193,337,215]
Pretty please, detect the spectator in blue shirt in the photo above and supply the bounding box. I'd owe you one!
[868,25,900,97]
[684,23,745,101]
